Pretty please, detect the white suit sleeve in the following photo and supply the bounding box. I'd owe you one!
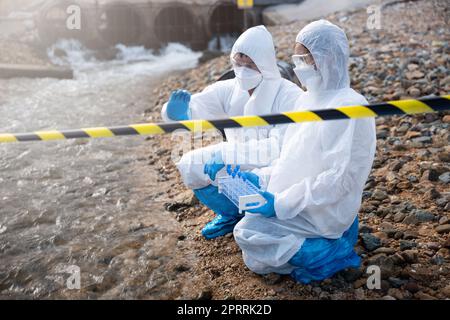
[160,80,234,122]
[220,124,287,168]
[274,119,357,220]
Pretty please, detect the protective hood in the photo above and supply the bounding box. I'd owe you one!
[296,19,350,91]
[229,25,283,116]
[231,25,281,80]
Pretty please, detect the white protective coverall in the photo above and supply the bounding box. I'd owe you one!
[234,20,377,274]
[161,26,302,190]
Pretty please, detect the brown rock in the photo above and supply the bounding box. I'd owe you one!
[405,131,421,139]
[404,281,420,293]
[414,291,437,300]
[394,212,406,223]
[425,188,441,200]
[443,115,450,123]
[401,250,418,263]
[396,181,412,189]
[435,224,450,234]
[442,284,450,298]
[405,70,425,80]
[407,87,421,97]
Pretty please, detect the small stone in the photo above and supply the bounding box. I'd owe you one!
[426,242,441,251]
[431,253,445,265]
[425,188,441,200]
[438,172,450,184]
[174,264,190,273]
[403,214,418,225]
[421,169,440,182]
[372,189,388,201]
[388,160,404,171]
[399,240,417,251]
[361,234,382,251]
[401,250,418,263]
[442,284,450,298]
[441,239,450,250]
[396,181,411,189]
[406,63,419,71]
[405,70,425,80]
[373,247,396,255]
[404,281,420,293]
[407,87,421,97]
[339,268,363,282]
[442,115,450,123]
[359,224,373,234]
[388,277,407,288]
[439,216,449,225]
[435,224,450,234]
[414,210,435,222]
[197,290,213,300]
[381,295,396,300]
[394,231,404,240]
[262,273,283,285]
[438,151,450,162]
[393,212,406,223]
[405,131,421,139]
[403,231,419,240]
[376,129,389,139]
[412,136,432,144]
[414,292,437,300]
[436,198,448,207]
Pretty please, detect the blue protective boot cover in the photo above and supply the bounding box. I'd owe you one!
[289,217,361,284]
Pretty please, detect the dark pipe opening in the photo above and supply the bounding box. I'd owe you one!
[98,5,143,46]
[209,3,245,36]
[153,6,196,48]
[208,3,256,51]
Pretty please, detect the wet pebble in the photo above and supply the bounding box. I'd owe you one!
[360,234,382,252]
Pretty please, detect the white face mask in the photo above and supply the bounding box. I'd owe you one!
[294,65,322,92]
[234,66,263,91]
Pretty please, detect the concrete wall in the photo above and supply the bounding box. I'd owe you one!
[34,0,267,50]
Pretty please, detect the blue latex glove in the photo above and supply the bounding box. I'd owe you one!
[237,171,261,188]
[227,165,261,188]
[167,89,191,121]
[226,164,241,178]
[204,151,225,181]
[246,190,276,218]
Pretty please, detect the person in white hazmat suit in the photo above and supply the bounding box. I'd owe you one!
[229,20,377,283]
[160,26,303,240]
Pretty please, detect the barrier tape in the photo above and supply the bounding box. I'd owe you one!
[1,95,449,144]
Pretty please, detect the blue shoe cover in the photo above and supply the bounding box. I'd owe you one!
[193,185,239,217]
[201,214,242,240]
[289,217,361,284]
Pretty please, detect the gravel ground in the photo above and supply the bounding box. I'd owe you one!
[145,0,450,300]
[0,0,448,300]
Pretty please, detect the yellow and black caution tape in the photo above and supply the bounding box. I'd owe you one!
[1,95,449,144]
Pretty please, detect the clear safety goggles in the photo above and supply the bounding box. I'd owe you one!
[292,54,315,68]
[231,55,259,72]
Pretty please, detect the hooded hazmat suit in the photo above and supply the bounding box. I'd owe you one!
[161,25,302,190]
[233,20,377,275]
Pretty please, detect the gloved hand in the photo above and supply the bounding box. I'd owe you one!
[226,164,241,178]
[246,190,276,218]
[167,89,191,121]
[226,165,261,188]
[237,171,261,188]
[204,151,225,181]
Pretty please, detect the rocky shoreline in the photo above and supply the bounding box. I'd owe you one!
[0,0,448,300]
[145,0,449,299]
